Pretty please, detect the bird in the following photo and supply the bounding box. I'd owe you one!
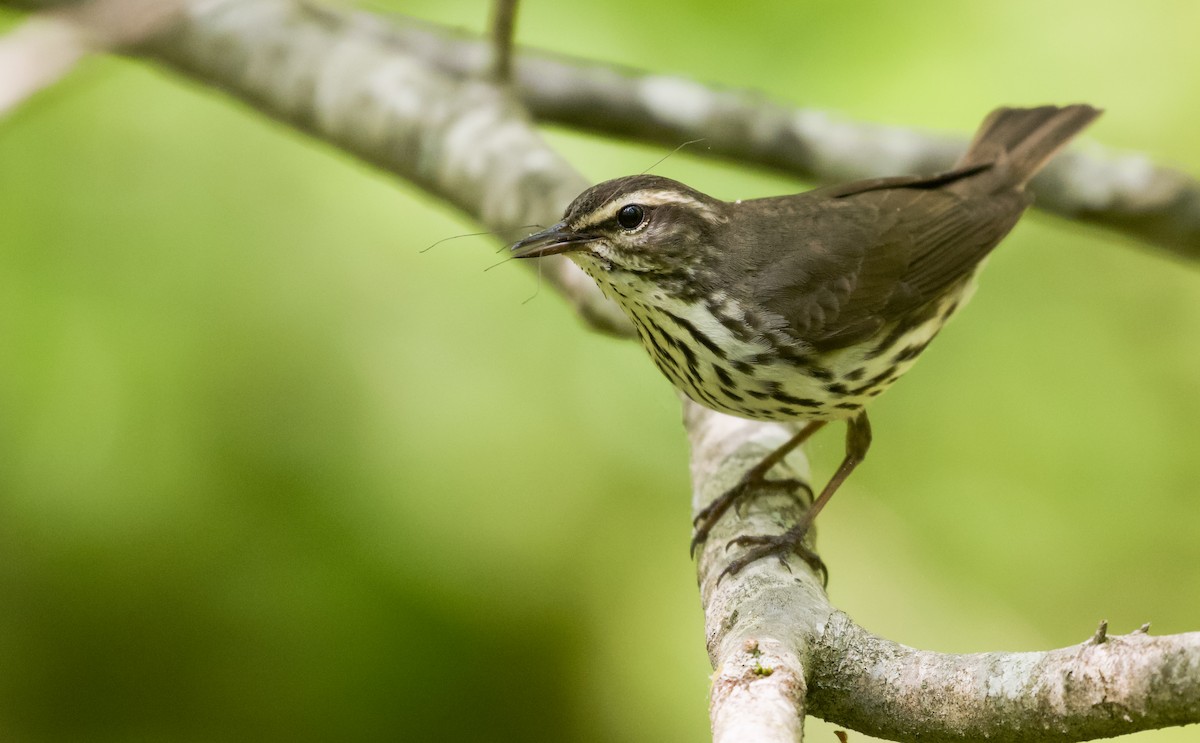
[509,105,1101,580]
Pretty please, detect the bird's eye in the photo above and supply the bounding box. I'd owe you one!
[617,204,645,230]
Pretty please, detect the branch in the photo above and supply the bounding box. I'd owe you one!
[0,0,184,115]
[686,400,823,742]
[687,401,1200,743]
[807,615,1200,743]
[366,13,1200,261]
[1,2,1198,741]
[0,0,631,336]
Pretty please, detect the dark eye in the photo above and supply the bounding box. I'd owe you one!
[617,204,645,230]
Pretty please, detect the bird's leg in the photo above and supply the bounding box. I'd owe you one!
[690,420,826,556]
[720,412,872,584]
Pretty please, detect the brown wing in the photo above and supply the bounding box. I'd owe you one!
[732,105,1098,351]
[743,170,1029,351]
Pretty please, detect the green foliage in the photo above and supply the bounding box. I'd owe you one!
[1,1,1197,741]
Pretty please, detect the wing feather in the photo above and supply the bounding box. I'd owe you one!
[743,172,1028,351]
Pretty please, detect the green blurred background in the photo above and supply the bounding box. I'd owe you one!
[1,1,1198,741]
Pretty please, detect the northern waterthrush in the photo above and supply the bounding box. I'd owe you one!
[511,105,1101,580]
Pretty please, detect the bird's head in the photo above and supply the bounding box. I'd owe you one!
[510,175,727,277]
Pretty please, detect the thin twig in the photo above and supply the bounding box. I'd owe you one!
[487,0,518,83]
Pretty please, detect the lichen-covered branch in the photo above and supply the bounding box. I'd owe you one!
[1,2,1198,742]
[1,0,631,335]
[686,400,824,743]
[807,614,1200,743]
[150,0,631,335]
[686,400,1200,743]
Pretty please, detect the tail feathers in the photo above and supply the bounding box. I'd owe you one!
[956,104,1102,187]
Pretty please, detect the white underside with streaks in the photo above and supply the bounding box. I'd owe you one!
[577,255,981,423]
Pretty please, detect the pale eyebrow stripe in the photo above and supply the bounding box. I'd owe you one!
[571,189,720,229]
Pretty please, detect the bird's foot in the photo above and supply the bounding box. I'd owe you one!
[719,526,828,585]
[690,476,811,557]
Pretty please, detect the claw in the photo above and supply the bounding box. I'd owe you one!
[691,477,812,557]
[702,415,867,587]
[690,420,828,561]
[717,527,828,586]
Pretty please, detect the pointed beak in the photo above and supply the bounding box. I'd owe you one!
[509,222,598,259]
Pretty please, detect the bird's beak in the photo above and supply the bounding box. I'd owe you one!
[509,222,598,259]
